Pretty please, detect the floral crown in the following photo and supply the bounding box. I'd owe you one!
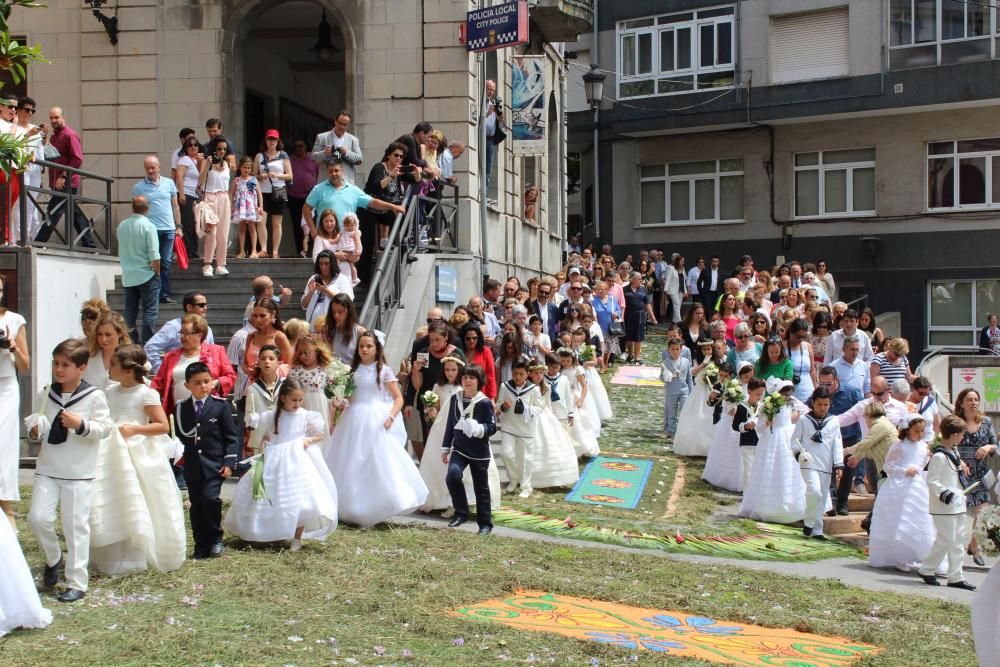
[556,346,577,358]
[440,355,466,367]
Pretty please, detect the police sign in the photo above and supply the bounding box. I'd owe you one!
[464,0,529,53]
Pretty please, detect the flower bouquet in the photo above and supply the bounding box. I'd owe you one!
[973,504,1000,557]
[324,359,356,426]
[421,390,440,421]
[702,361,720,388]
[722,379,745,404]
[579,344,596,364]
[760,391,786,424]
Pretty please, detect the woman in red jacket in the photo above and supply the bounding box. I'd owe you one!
[152,313,236,416]
[459,323,497,399]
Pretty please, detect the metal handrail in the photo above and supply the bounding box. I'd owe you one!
[845,293,868,309]
[9,159,114,254]
[359,186,418,333]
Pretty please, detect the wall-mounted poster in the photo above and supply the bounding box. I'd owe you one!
[511,55,547,155]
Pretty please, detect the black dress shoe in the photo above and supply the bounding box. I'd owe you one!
[207,542,224,558]
[802,526,813,537]
[160,297,177,305]
[836,507,849,516]
[968,548,986,567]
[43,556,64,589]
[478,526,493,535]
[447,516,467,528]
[920,574,940,586]
[947,580,977,591]
[813,534,828,541]
[191,547,207,560]
[57,588,85,603]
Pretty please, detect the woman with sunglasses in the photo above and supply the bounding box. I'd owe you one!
[11,96,45,242]
[726,322,762,369]
[810,311,833,365]
[364,142,414,252]
[174,137,204,260]
[784,318,816,402]
[815,260,836,302]
[197,140,232,277]
[253,130,292,258]
[460,323,497,399]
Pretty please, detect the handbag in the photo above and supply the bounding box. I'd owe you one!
[43,143,60,160]
[173,233,189,270]
[609,320,625,338]
[493,124,507,145]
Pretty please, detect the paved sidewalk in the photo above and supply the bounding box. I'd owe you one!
[17,468,993,605]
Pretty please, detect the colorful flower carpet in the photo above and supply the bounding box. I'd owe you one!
[454,590,880,665]
[565,456,654,509]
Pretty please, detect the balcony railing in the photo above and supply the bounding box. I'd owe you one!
[2,159,114,254]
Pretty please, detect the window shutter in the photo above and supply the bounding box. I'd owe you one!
[770,8,849,84]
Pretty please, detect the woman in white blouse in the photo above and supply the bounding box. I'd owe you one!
[174,137,203,260]
[253,129,292,258]
[197,140,232,277]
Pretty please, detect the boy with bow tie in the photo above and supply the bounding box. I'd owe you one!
[25,339,112,602]
[174,362,239,559]
[443,364,497,534]
[792,386,844,539]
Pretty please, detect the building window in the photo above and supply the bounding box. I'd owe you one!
[794,148,876,218]
[927,138,1000,210]
[639,158,743,226]
[617,6,735,99]
[928,279,1000,347]
[770,8,850,84]
[889,0,993,69]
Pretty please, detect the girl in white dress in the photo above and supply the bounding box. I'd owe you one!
[558,348,601,456]
[323,332,429,527]
[572,329,612,423]
[701,363,745,491]
[244,344,284,456]
[674,344,723,457]
[0,284,28,531]
[528,362,580,488]
[225,379,339,551]
[90,345,186,575]
[868,415,935,571]
[738,379,806,524]
[287,335,335,434]
[0,515,52,636]
[419,357,502,513]
[83,313,130,390]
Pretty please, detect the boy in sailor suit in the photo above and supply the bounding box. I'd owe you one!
[174,362,239,559]
[661,338,693,438]
[443,364,498,534]
[496,357,545,498]
[26,339,112,602]
[792,386,844,539]
[734,378,767,490]
[544,353,575,426]
[918,414,977,590]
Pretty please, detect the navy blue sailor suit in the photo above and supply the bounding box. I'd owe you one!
[443,392,497,528]
[175,394,239,554]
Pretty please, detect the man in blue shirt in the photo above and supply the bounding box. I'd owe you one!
[131,156,181,304]
[116,196,160,343]
[302,161,405,237]
[816,365,863,516]
[439,140,465,184]
[830,336,871,396]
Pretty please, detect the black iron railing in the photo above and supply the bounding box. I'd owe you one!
[359,180,461,333]
[4,159,114,254]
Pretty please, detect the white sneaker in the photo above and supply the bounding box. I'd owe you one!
[215,266,229,276]
[853,483,870,496]
[378,238,388,250]
[202,265,213,277]
[352,277,361,286]
[518,488,533,499]
[290,539,302,552]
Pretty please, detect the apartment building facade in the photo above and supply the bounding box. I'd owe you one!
[568,0,1000,357]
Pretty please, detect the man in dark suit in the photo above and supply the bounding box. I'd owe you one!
[174,362,239,559]
[530,281,559,342]
[696,255,722,316]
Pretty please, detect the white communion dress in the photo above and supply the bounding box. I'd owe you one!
[224,408,338,542]
[531,383,582,489]
[322,363,429,527]
[738,403,806,524]
[0,516,52,636]
[673,369,715,457]
[418,383,502,511]
[89,383,186,575]
[582,363,613,423]
[868,438,935,571]
[701,397,744,492]
[561,366,601,456]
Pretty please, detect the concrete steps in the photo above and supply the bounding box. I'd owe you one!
[825,494,874,549]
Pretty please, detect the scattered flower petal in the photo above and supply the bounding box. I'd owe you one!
[452,637,465,646]
[287,636,303,642]
[373,645,386,656]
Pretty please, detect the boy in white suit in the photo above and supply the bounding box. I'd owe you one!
[918,414,977,590]
[25,339,112,602]
[792,386,844,539]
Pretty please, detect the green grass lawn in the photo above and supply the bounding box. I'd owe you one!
[0,510,976,666]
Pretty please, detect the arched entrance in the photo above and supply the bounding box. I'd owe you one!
[222,0,355,161]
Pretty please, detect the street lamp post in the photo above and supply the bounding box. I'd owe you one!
[582,64,606,246]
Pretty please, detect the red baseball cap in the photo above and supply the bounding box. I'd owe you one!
[265,129,280,139]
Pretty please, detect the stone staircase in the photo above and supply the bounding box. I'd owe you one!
[105,257,364,348]
[824,493,874,549]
